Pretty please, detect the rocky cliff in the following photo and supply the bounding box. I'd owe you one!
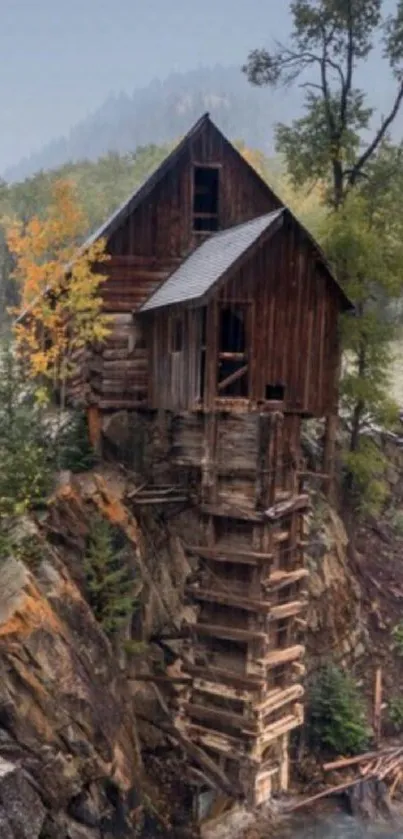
[0,468,198,839]
[1,455,396,838]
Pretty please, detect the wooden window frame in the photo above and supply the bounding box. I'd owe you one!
[192,164,221,234]
[216,302,253,399]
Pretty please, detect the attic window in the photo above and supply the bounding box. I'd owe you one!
[193,166,219,232]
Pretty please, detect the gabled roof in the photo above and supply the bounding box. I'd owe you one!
[16,112,353,323]
[141,210,284,312]
[82,112,256,249]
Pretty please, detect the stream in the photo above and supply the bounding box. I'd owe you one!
[290,813,403,838]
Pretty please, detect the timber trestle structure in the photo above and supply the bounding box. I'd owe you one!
[173,409,309,806]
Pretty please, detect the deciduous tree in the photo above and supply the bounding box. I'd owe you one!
[7,179,110,402]
[244,0,403,208]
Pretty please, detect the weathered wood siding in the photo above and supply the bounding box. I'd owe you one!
[107,121,280,258]
[147,216,341,418]
[90,119,280,411]
[147,308,202,411]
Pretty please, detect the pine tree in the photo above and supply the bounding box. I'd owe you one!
[84,516,137,637]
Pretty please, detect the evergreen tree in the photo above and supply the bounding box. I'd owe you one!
[84,516,137,637]
[0,343,54,519]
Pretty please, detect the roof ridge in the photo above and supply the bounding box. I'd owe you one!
[141,210,285,313]
[211,209,284,240]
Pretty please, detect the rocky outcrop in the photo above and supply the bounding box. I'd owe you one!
[0,467,200,838]
[0,547,142,838]
[305,495,368,667]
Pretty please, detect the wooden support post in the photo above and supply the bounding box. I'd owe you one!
[279,733,289,792]
[373,667,382,747]
[87,405,102,454]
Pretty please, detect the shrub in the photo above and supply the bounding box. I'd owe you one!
[0,344,54,519]
[388,697,403,732]
[58,411,98,473]
[392,622,403,656]
[306,663,371,756]
[84,515,137,637]
[391,510,403,538]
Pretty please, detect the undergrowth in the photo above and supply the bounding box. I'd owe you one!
[306,662,371,756]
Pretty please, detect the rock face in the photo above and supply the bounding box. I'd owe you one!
[0,469,199,838]
[0,548,140,838]
[305,497,367,666]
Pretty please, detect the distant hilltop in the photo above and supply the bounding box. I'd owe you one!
[4,65,302,182]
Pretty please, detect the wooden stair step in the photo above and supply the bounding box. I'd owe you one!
[193,678,255,704]
[183,701,259,735]
[183,722,255,759]
[255,684,304,716]
[265,568,308,591]
[201,503,264,523]
[189,622,268,644]
[187,584,272,613]
[265,493,310,522]
[260,706,304,744]
[184,544,273,567]
[268,600,307,620]
[259,645,305,669]
[186,664,265,691]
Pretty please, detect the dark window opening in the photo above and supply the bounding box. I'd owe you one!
[171,316,183,353]
[217,305,249,398]
[193,166,219,232]
[265,383,285,401]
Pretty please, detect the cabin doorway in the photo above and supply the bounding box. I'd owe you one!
[217,304,249,398]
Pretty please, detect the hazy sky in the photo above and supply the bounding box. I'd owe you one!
[1,0,292,172]
[1,0,400,173]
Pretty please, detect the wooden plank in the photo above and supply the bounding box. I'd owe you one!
[261,710,303,745]
[184,722,253,759]
[193,678,255,704]
[186,664,265,691]
[187,584,273,613]
[184,544,273,566]
[259,645,305,668]
[269,600,307,620]
[373,667,382,747]
[183,701,259,734]
[265,493,310,521]
[189,622,268,643]
[265,568,309,591]
[256,684,304,716]
[201,503,264,523]
[218,364,249,392]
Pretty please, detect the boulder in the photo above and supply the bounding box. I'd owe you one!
[0,757,45,839]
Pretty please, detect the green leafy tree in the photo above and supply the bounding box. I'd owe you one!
[84,516,137,637]
[243,0,403,209]
[244,3,403,512]
[321,151,403,511]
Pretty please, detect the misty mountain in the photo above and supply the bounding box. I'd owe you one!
[4,66,303,182]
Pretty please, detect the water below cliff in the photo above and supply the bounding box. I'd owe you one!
[291,813,403,839]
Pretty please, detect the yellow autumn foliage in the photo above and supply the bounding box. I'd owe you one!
[7,179,111,394]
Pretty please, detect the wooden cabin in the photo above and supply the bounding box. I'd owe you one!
[140,207,350,417]
[68,114,353,808]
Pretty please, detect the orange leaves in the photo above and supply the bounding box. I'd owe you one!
[7,178,111,393]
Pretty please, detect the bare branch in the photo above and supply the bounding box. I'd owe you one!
[349,82,403,185]
[339,0,354,134]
